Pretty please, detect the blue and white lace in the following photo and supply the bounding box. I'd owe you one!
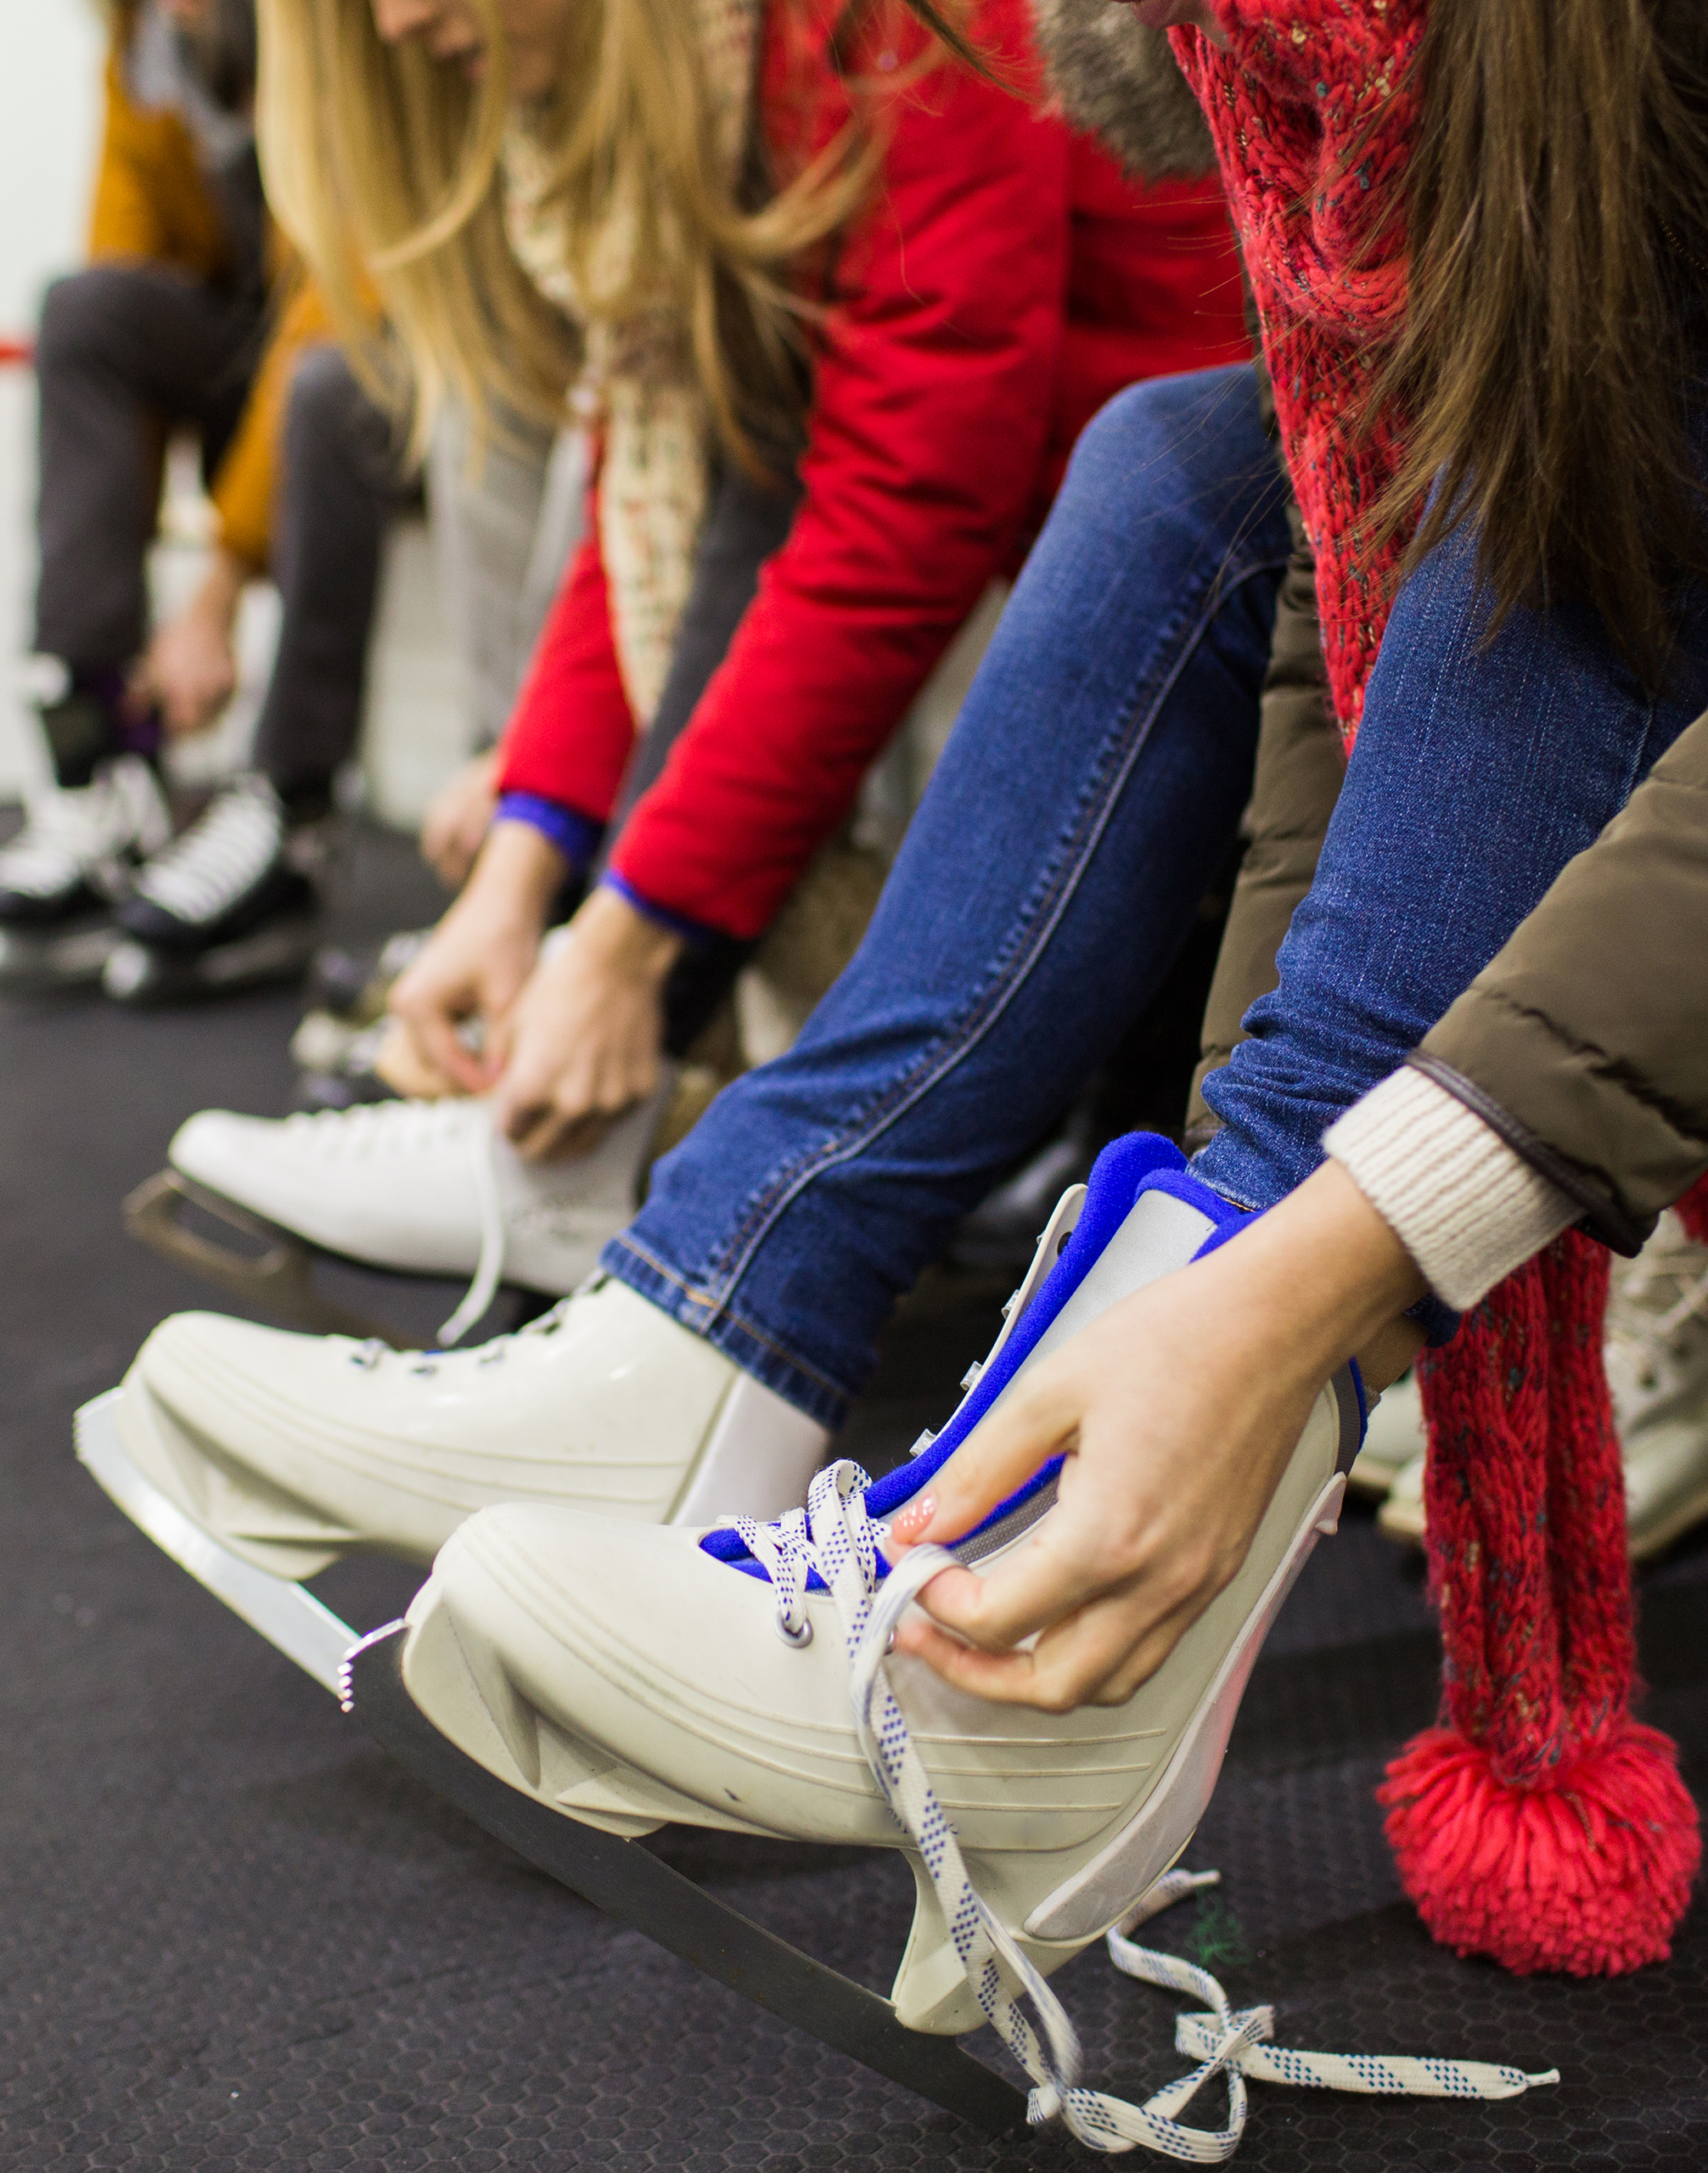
[725,1463,1559,2162]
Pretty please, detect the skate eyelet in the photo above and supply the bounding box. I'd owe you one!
[775,1614,813,1649]
[409,1361,439,1378]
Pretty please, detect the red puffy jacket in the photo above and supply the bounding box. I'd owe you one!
[497,0,1249,941]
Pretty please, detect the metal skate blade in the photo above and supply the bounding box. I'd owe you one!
[74,1388,358,1693]
[103,915,320,1005]
[0,918,121,989]
[123,1168,406,1345]
[346,1625,1026,2135]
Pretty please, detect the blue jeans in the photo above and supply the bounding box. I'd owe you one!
[608,365,1708,1424]
[1196,520,1708,1219]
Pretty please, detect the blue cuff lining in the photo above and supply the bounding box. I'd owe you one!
[495,792,604,872]
[600,870,722,950]
[704,1131,1219,1584]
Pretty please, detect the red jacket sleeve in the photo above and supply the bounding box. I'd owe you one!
[497,518,638,828]
[607,25,1070,939]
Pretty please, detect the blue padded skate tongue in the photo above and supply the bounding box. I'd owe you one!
[702,1131,1249,1579]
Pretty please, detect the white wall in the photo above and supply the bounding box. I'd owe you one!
[0,3,104,340]
[0,3,105,796]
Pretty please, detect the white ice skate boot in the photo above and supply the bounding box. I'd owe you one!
[131,1086,674,1345]
[76,1275,827,1693]
[0,754,171,986]
[391,1137,1554,2149]
[104,772,321,1004]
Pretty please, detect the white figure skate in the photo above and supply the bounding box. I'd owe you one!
[0,754,171,988]
[351,1137,1554,2143]
[76,1276,828,1694]
[126,1083,674,1345]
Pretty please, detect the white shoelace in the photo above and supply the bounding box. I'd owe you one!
[728,1465,1559,2160]
[132,777,283,924]
[274,1099,505,1348]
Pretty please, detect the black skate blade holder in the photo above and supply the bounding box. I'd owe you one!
[346,1625,1026,2137]
[124,1169,406,1347]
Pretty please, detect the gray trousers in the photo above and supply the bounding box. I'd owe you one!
[33,262,406,805]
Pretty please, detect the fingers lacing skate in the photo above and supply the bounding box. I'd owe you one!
[731,1463,1559,2160]
[131,776,284,925]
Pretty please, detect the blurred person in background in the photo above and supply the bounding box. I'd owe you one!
[0,0,414,1001]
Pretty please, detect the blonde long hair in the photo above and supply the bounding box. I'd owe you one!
[256,0,904,464]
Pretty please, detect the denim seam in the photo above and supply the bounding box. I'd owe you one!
[659,541,1292,1384]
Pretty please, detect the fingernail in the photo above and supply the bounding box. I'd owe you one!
[889,1493,937,1544]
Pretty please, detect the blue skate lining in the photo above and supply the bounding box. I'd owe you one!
[704,1131,1250,1584]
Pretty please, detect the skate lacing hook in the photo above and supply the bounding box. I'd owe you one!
[758,1458,1562,2159]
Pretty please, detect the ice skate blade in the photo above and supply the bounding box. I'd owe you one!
[347,1625,1025,2136]
[103,914,319,1005]
[75,1388,359,1693]
[123,1168,406,1346]
[0,918,121,989]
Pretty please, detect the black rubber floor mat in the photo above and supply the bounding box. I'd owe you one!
[1,823,1704,2170]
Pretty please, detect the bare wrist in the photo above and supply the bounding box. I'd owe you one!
[467,819,566,925]
[571,883,684,984]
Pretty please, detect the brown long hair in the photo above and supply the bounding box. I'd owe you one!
[1382,0,1708,678]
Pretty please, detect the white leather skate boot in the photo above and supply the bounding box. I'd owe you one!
[153,1084,675,1345]
[77,1276,827,1692]
[397,1137,1556,2150]
[0,754,171,986]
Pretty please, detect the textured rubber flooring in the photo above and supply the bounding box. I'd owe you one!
[2,825,1706,2171]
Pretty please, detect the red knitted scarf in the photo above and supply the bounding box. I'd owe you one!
[1174,0,1700,1974]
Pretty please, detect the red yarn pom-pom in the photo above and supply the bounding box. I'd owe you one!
[1379,1719,1701,1977]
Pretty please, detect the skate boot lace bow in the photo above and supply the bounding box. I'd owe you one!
[728,1463,1559,2160]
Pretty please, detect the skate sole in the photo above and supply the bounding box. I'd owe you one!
[0,919,121,989]
[345,1622,1026,2135]
[75,1387,359,1693]
[102,913,322,1006]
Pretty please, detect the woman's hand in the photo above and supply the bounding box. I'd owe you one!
[885,1161,1427,1713]
[387,820,565,1093]
[492,883,683,1160]
[420,749,502,889]
[130,551,245,737]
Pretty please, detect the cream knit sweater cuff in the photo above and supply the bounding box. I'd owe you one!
[1323,1066,1578,1312]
